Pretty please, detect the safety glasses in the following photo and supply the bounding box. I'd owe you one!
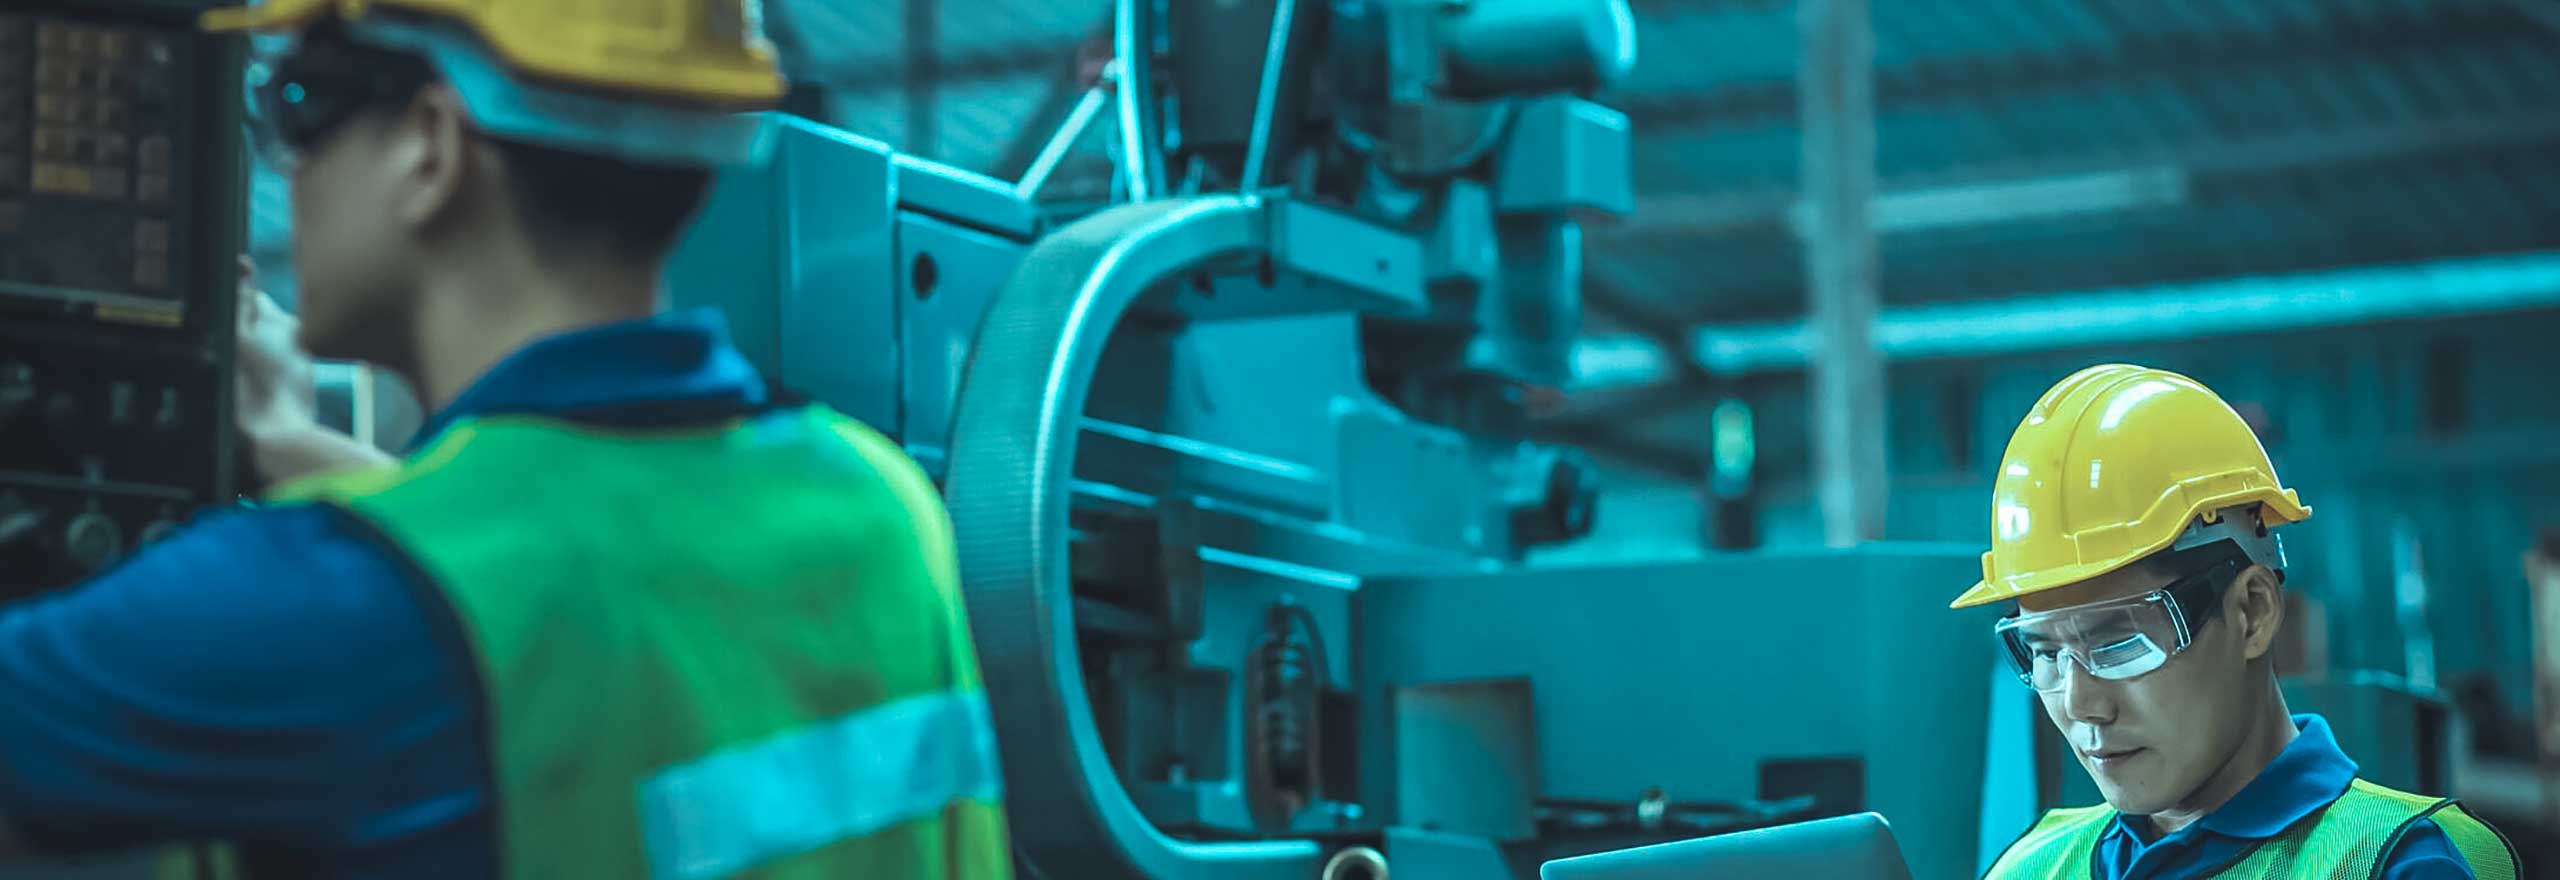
[1995,549,2246,692]
[243,33,435,172]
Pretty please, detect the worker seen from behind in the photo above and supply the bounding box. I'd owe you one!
[0,1,1012,876]
[1965,365,2518,879]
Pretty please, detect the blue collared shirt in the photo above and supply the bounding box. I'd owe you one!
[2090,714,2472,879]
[0,310,771,878]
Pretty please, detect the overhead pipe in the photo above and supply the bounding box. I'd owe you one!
[1688,251,2560,375]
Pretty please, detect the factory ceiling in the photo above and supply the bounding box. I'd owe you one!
[250,0,2560,475]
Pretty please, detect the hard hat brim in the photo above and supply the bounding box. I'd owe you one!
[1951,491,2311,610]
[201,0,338,34]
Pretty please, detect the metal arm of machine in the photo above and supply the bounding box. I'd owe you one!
[1112,0,1168,201]
[943,195,1328,880]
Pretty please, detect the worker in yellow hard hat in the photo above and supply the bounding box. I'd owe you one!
[0,2,1011,877]
[1968,365,2517,879]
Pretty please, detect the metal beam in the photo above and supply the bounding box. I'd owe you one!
[992,18,1116,181]
[1622,2,2528,130]
[1799,0,1884,546]
[991,61,1091,182]
[1603,111,2560,245]
[1689,251,2560,374]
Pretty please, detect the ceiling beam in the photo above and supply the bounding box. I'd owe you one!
[1601,112,2560,246]
[1620,2,2533,130]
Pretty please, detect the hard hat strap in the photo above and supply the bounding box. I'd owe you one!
[2171,503,2287,575]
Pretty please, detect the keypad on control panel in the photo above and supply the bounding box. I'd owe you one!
[0,13,188,301]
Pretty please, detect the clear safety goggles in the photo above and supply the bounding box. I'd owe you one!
[1995,550,2246,692]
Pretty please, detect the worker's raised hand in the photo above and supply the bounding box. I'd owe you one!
[232,259,392,492]
[234,258,319,450]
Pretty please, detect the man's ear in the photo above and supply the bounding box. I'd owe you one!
[2234,566,2286,661]
[391,84,475,232]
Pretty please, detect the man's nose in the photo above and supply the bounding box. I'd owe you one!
[2057,654,2117,724]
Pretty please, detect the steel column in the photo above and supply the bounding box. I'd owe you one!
[1799,0,1885,546]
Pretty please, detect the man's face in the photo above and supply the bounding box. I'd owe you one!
[2017,559,2262,816]
[286,105,419,363]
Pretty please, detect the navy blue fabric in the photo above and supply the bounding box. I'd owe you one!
[2088,714,2473,879]
[0,309,769,878]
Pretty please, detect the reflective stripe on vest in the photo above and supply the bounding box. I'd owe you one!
[641,691,1006,880]
[1984,779,2522,879]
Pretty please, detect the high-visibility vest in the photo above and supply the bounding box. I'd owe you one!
[1984,778,2517,879]
[267,405,1014,879]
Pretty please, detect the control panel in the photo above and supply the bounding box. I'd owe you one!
[0,3,242,598]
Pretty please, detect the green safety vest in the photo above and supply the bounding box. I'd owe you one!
[1984,778,2518,880]
[260,405,1015,879]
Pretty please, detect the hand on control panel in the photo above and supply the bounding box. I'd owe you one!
[233,260,396,493]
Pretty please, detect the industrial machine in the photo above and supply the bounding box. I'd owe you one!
[672,1,2002,878]
[0,1,244,600]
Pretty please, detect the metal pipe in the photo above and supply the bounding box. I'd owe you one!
[1241,0,1303,192]
[1017,74,1111,199]
[1690,251,2560,374]
[1113,0,1167,201]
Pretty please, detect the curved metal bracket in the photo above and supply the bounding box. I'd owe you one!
[943,194,1324,880]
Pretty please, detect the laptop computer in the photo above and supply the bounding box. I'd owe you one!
[1538,812,1916,880]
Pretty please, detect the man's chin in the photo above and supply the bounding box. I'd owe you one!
[2091,779,2172,817]
[294,323,369,365]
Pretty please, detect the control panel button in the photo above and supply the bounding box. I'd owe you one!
[136,134,171,171]
[136,172,168,204]
[153,388,180,431]
[0,361,32,418]
[62,512,123,574]
[30,161,88,196]
[133,219,167,254]
[42,390,76,429]
[133,254,167,289]
[106,381,134,427]
[31,127,68,160]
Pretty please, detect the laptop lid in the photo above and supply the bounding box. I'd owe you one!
[1539,812,1916,880]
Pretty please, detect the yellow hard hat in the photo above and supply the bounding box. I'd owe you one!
[1950,364,2311,610]
[203,0,786,165]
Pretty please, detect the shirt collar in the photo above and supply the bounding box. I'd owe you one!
[2197,714,2358,838]
[2110,714,2356,842]
[414,307,769,443]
